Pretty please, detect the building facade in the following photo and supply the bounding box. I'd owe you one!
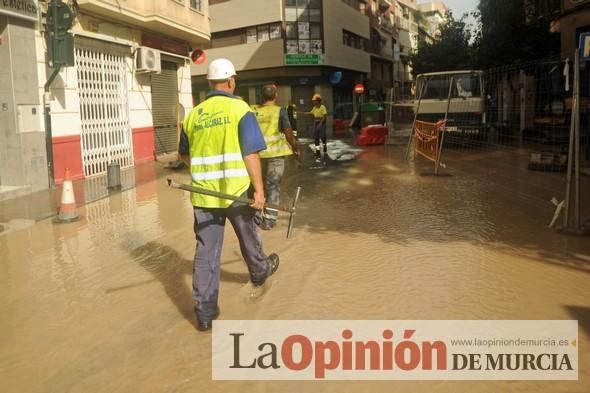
[548,0,590,56]
[418,0,448,39]
[48,0,210,184]
[0,1,46,197]
[192,0,405,128]
[1,0,211,196]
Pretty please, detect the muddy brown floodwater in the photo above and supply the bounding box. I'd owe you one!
[1,144,589,393]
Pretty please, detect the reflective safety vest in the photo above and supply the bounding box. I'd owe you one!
[251,104,293,159]
[183,95,251,208]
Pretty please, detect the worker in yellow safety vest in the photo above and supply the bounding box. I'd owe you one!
[179,58,279,332]
[251,84,301,230]
[302,93,328,161]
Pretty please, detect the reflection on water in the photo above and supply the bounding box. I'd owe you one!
[0,145,589,392]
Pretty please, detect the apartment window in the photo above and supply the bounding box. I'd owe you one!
[310,9,321,22]
[247,27,257,43]
[341,0,365,11]
[284,0,323,56]
[310,23,321,39]
[246,23,283,44]
[298,22,310,39]
[190,0,202,11]
[297,7,309,20]
[258,25,270,41]
[286,7,297,21]
[270,23,282,40]
[402,6,410,19]
[343,29,364,50]
[286,22,297,39]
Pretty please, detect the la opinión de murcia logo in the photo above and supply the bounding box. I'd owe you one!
[212,321,578,380]
[228,329,574,379]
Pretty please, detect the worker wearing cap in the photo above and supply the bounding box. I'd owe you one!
[179,58,280,332]
[251,84,301,230]
[304,94,328,160]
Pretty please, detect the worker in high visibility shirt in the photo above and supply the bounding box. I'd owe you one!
[251,84,301,230]
[302,93,328,160]
[179,58,279,332]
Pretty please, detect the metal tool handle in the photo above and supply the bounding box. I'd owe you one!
[167,179,293,213]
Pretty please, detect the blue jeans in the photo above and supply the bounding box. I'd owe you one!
[314,123,327,152]
[192,203,269,321]
[261,157,285,224]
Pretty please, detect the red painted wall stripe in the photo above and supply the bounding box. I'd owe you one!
[53,135,84,184]
[132,127,156,163]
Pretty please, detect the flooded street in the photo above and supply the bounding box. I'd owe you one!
[1,144,589,392]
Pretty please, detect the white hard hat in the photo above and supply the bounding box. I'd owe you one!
[207,58,236,80]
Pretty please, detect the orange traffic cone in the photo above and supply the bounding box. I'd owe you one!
[56,168,79,223]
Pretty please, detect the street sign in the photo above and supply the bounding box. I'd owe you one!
[354,83,365,95]
[285,54,324,65]
[46,0,75,67]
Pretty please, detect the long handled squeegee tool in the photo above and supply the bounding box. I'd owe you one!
[167,179,302,239]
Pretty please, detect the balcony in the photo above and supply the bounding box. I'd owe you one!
[396,16,410,31]
[76,0,210,45]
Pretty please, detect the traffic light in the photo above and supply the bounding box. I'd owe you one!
[46,0,75,67]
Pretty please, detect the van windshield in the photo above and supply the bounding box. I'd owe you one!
[417,73,482,99]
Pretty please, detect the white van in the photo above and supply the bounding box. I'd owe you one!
[415,70,486,139]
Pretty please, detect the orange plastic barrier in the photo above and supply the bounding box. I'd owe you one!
[356,125,388,146]
[413,120,446,166]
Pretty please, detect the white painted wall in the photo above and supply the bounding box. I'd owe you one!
[129,73,153,129]
[178,62,194,117]
[36,13,196,134]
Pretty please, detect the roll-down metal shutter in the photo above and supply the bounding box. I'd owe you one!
[151,61,179,155]
[76,40,134,177]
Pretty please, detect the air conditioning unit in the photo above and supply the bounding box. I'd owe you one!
[136,46,161,73]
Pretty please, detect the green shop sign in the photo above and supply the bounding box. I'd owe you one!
[1,0,38,22]
[285,54,324,66]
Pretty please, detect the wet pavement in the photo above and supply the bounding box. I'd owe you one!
[1,142,589,392]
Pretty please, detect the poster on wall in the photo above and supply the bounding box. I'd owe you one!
[298,22,310,39]
[286,40,299,54]
[298,40,310,54]
[311,40,322,55]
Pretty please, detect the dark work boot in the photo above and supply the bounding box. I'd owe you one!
[266,253,280,277]
[196,307,220,332]
[252,254,280,289]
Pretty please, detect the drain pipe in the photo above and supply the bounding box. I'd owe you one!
[44,65,62,190]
